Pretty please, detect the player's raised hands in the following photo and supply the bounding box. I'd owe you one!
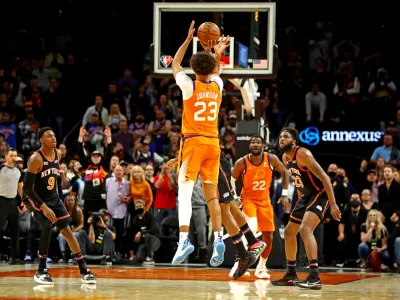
[214,35,231,56]
[186,20,196,42]
[201,40,217,54]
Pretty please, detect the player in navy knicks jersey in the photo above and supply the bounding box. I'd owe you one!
[271,127,341,290]
[23,127,96,285]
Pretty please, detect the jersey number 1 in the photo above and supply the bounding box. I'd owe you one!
[47,177,55,190]
[194,101,217,121]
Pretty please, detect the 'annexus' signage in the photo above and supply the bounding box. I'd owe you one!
[299,127,384,146]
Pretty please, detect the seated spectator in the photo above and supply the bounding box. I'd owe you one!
[129,111,148,138]
[358,209,390,269]
[370,134,400,166]
[106,103,127,126]
[58,195,84,263]
[77,209,116,265]
[127,200,160,265]
[361,189,378,211]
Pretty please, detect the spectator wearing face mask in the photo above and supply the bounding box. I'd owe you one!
[337,193,368,266]
[126,199,160,265]
[129,112,148,138]
[106,104,127,127]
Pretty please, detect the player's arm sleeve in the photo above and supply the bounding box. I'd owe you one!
[175,71,194,100]
[23,172,44,206]
[210,75,224,93]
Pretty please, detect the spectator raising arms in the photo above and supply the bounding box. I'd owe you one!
[78,126,112,223]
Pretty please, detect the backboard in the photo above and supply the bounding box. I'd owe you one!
[151,2,277,79]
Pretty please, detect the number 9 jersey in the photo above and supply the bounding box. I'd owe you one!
[175,71,222,137]
[32,149,61,207]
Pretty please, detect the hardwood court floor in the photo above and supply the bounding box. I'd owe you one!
[0,264,398,299]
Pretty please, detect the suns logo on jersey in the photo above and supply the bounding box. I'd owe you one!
[255,169,266,179]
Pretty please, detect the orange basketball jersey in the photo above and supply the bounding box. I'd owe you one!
[181,80,221,137]
[241,152,273,205]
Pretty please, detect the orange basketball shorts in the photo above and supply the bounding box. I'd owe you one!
[177,135,220,184]
[242,200,275,232]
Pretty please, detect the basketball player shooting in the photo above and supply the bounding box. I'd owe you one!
[271,127,341,290]
[170,20,231,267]
[23,127,97,285]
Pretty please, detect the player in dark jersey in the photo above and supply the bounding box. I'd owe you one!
[23,127,96,285]
[271,127,341,290]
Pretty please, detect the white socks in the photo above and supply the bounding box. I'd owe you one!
[179,232,189,244]
[214,230,223,241]
[257,256,268,269]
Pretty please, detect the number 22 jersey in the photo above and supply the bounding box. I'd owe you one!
[285,146,325,197]
[241,152,273,206]
[175,71,223,137]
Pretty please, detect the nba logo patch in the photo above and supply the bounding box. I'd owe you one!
[317,205,322,211]
[223,192,230,198]
[160,55,173,68]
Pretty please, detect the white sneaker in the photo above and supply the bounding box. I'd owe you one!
[228,259,250,278]
[255,266,270,279]
[33,269,54,285]
[81,269,96,284]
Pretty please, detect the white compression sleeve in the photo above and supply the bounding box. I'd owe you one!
[178,180,195,226]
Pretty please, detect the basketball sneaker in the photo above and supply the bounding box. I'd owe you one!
[172,238,195,265]
[232,251,256,280]
[81,269,97,284]
[271,272,299,286]
[33,269,54,285]
[249,240,267,261]
[294,274,322,290]
[210,236,225,267]
[255,266,270,279]
[229,256,250,278]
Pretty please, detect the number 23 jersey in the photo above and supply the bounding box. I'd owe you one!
[285,146,324,197]
[175,71,223,137]
[241,152,273,206]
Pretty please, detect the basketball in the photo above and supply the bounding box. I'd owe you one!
[197,22,220,45]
